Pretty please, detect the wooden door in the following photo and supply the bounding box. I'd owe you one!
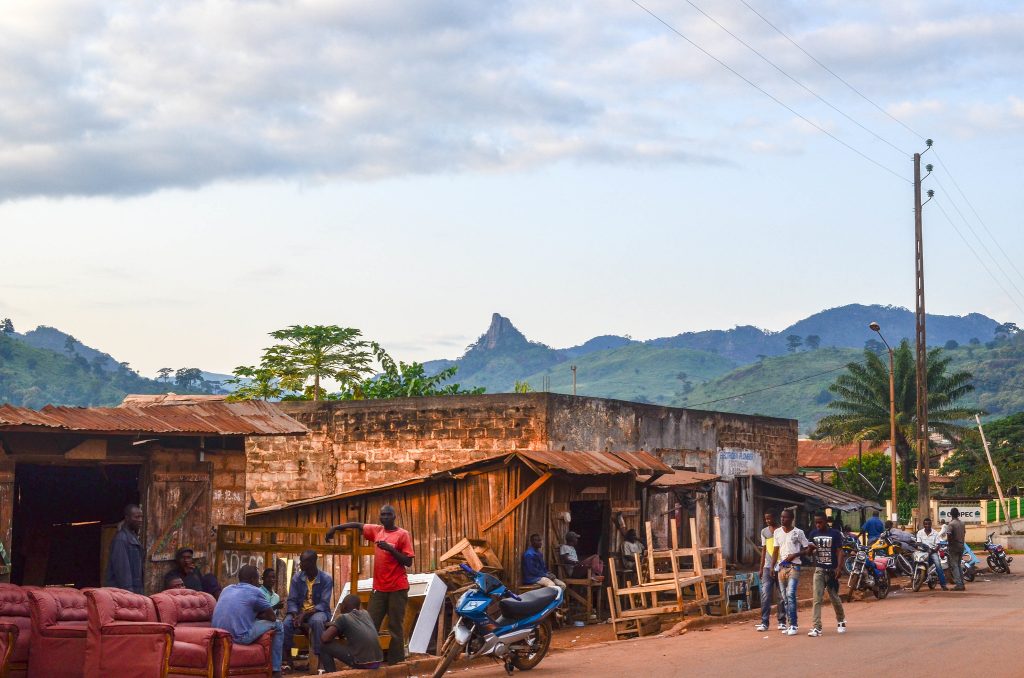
[0,462,13,582]
[144,470,212,593]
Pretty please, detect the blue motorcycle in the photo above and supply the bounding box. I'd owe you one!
[431,564,563,677]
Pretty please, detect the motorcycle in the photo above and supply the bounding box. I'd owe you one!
[961,543,979,582]
[842,534,860,575]
[911,542,943,592]
[870,531,913,578]
[848,545,890,599]
[983,532,1014,574]
[432,564,562,677]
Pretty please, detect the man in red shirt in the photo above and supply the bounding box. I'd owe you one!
[327,505,414,665]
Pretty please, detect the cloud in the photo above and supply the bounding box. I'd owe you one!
[0,0,1022,200]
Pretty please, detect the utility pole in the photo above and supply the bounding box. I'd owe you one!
[571,365,577,396]
[976,414,1014,535]
[914,140,934,526]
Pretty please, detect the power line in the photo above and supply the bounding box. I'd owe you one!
[932,175,1024,309]
[684,358,867,408]
[735,0,924,141]
[933,198,1024,318]
[681,0,909,156]
[628,0,910,183]
[933,150,1024,289]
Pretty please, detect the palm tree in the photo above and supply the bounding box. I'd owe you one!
[814,340,976,482]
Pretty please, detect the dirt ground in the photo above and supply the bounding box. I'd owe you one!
[444,571,1023,678]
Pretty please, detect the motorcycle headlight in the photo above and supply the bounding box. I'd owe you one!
[913,552,927,562]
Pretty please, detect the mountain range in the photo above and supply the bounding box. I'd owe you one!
[425,304,1018,431]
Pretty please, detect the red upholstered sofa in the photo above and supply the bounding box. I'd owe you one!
[0,584,34,678]
[0,621,19,678]
[84,588,174,678]
[152,589,274,678]
[26,587,89,678]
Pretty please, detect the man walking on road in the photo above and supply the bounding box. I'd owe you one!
[807,513,847,637]
[754,512,787,632]
[771,508,812,636]
[327,505,414,665]
[945,508,967,591]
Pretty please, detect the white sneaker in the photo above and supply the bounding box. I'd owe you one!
[807,628,822,637]
[755,624,768,632]
[837,622,847,634]
[785,626,798,636]
[777,623,787,631]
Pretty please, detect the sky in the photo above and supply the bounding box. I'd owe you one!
[1,0,1023,377]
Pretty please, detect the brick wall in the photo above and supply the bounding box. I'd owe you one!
[247,394,798,509]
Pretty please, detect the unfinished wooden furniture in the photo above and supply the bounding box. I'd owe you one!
[690,516,728,615]
[438,538,503,576]
[556,560,605,624]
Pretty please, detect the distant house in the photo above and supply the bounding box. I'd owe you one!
[797,440,891,483]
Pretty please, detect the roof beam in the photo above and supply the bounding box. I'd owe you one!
[481,472,552,532]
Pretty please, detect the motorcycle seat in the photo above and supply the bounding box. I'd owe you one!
[499,587,559,619]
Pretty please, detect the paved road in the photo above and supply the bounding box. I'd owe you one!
[450,574,1023,678]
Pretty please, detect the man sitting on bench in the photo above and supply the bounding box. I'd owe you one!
[560,531,604,582]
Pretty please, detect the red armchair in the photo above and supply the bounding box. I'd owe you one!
[26,587,89,678]
[152,590,274,678]
[0,584,33,678]
[0,621,18,678]
[84,588,173,678]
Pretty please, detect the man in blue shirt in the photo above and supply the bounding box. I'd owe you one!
[212,564,284,677]
[522,534,565,589]
[807,513,847,637]
[284,550,334,670]
[859,510,885,544]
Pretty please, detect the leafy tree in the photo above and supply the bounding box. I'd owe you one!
[940,413,1024,495]
[90,356,109,375]
[864,339,885,354]
[342,344,484,400]
[814,340,976,483]
[805,335,821,350]
[64,335,78,355]
[944,339,959,350]
[1,318,13,334]
[833,452,916,521]
[261,325,373,401]
[157,367,174,382]
[969,337,981,346]
[514,380,534,393]
[786,335,803,353]
[994,322,1020,340]
[225,366,283,401]
[174,367,204,390]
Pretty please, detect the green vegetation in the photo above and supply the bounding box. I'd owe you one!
[833,452,916,521]
[523,344,737,404]
[941,413,1024,495]
[815,341,975,482]
[0,333,210,407]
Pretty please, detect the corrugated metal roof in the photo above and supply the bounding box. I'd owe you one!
[518,449,672,476]
[248,449,671,516]
[645,470,721,488]
[0,400,306,436]
[756,474,881,511]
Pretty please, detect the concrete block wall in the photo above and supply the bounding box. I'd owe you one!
[246,394,798,508]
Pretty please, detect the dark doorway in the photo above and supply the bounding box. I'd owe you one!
[12,464,141,588]
[569,500,609,559]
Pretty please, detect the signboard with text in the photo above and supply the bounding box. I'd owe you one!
[937,505,983,523]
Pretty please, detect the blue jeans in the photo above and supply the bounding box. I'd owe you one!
[929,552,947,586]
[777,565,801,627]
[239,619,284,672]
[284,612,330,664]
[760,568,786,626]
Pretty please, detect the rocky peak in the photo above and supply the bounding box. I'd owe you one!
[481,313,527,350]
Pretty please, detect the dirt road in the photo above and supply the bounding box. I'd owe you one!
[449,574,1023,678]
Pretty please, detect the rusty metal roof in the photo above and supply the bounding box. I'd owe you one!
[517,449,672,476]
[756,474,881,511]
[248,449,671,516]
[0,400,306,436]
[644,469,721,488]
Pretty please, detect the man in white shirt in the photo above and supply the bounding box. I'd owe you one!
[915,518,948,590]
[754,512,787,632]
[770,508,812,636]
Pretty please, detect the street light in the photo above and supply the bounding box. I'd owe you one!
[870,322,899,523]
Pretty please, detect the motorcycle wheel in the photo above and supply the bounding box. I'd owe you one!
[431,633,464,678]
[844,558,854,575]
[987,555,1005,573]
[1003,558,1011,574]
[912,569,924,592]
[963,567,976,583]
[875,577,889,599]
[927,579,936,590]
[510,620,552,671]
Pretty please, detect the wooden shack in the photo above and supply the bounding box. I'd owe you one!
[247,449,673,590]
[0,396,306,593]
